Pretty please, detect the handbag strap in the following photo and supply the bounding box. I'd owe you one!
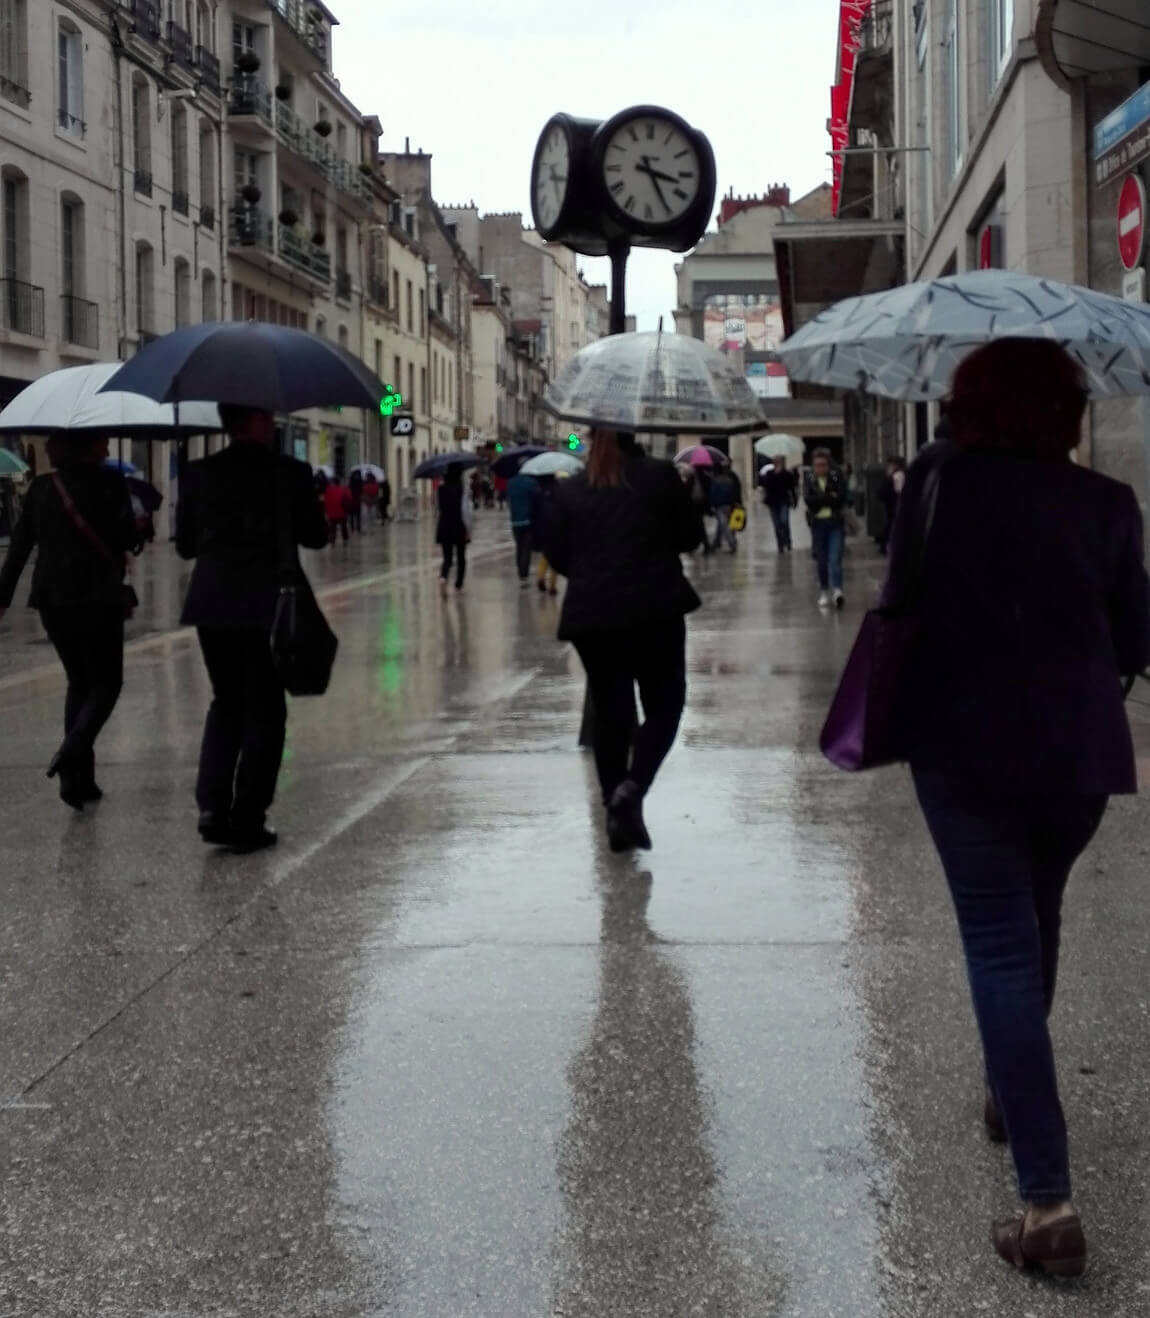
[52,473,117,565]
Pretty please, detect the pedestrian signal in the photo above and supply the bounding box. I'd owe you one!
[379,386,403,417]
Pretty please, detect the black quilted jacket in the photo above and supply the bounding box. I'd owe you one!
[545,448,704,640]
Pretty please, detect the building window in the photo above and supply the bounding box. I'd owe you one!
[202,268,217,321]
[174,257,191,327]
[420,365,427,415]
[943,0,961,178]
[406,278,413,332]
[232,21,256,67]
[57,19,83,136]
[196,0,213,51]
[338,323,349,350]
[0,0,29,107]
[199,124,216,226]
[171,102,189,214]
[392,270,399,314]
[393,355,401,398]
[990,0,1013,75]
[132,75,152,194]
[61,196,82,296]
[3,169,27,281]
[135,241,155,340]
[234,146,259,197]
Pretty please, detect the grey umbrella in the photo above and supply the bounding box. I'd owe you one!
[778,269,1150,400]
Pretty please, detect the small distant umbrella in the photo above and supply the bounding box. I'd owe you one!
[519,451,583,477]
[412,452,482,480]
[491,445,548,477]
[0,448,30,477]
[350,463,386,481]
[754,433,806,468]
[674,444,729,468]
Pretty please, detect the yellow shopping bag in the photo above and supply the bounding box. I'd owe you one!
[728,507,747,533]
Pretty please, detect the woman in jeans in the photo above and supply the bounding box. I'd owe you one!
[0,436,138,809]
[804,449,848,608]
[546,429,704,851]
[885,339,1150,1275]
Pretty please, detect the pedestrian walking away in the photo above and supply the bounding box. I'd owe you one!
[708,464,740,554]
[378,472,392,523]
[347,469,364,534]
[362,472,379,526]
[436,462,473,596]
[324,475,350,544]
[507,467,538,587]
[177,404,329,853]
[804,449,848,608]
[0,436,139,810]
[545,428,704,853]
[876,456,905,554]
[881,339,1150,1277]
[761,455,798,552]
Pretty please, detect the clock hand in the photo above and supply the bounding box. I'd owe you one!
[636,157,672,213]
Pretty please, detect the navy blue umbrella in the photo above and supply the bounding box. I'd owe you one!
[491,445,548,477]
[412,453,481,480]
[98,322,387,412]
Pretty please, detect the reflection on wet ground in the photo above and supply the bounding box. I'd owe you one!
[1,508,1148,1316]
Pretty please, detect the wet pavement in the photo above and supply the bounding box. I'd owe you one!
[2,505,1150,1317]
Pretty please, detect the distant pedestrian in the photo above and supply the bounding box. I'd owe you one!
[708,465,740,554]
[176,404,329,852]
[546,428,704,852]
[0,436,138,810]
[436,462,472,596]
[493,473,508,509]
[324,475,349,544]
[362,472,379,525]
[507,467,538,587]
[883,339,1150,1276]
[347,469,364,534]
[761,455,798,552]
[378,472,392,523]
[532,475,560,596]
[804,449,848,609]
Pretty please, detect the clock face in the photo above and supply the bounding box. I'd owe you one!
[532,122,571,236]
[601,114,701,227]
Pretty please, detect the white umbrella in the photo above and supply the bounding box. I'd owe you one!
[349,463,386,481]
[778,269,1150,400]
[519,451,584,477]
[754,433,806,467]
[0,363,222,436]
[544,330,767,435]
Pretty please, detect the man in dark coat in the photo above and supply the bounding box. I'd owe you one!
[177,404,328,852]
[761,455,798,552]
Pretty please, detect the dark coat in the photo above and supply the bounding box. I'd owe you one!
[0,465,137,611]
[803,467,849,524]
[436,481,467,544]
[545,447,705,641]
[884,442,1150,796]
[176,443,328,630]
[761,466,798,509]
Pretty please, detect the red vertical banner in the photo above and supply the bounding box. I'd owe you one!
[830,0,873,216]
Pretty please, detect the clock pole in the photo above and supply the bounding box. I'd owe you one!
[608,239,629,336]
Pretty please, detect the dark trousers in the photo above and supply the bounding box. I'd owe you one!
[512,525,532,579]
[573,618,687,804]
[811,520,844,590]
[912,767,1108,1202]
[39,605,124,783]
[768,504,792,551]
[328,517,349,544]
[440,537,467,588]
[348,501,362,533]
[196,627,288,828]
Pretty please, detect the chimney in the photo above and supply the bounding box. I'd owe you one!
[404,135,410,153]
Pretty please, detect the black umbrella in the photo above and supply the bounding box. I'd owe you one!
[99,322,387,412]
[412,453,481,480]
[491,445,548,477]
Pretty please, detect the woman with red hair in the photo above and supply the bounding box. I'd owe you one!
[885,338,1150,1276]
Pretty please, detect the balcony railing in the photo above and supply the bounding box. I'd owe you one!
[230,206,274,254]
[335,268,352,301]
[859,0,893,53]
[278,225,331,283]
[0,279,45,338]
[173,189,190,216]
[134,168,153,197]
[0,74,30,109]
[126,0,162,40]
[366,277,388,308]
[228,75,272,126]
[196,48,221,95]
[60,294,98,349]
[167,21,194,67]
[265,0,329,65]
[200,203,216,231]
[57,109,86,137]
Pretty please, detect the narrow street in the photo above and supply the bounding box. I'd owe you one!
[2,507,1149,1317]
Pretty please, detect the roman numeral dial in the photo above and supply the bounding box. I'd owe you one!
[598,111,703,230]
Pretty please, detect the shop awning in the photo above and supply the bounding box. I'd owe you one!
[1037,0,1150,89]
[773,217,904,338]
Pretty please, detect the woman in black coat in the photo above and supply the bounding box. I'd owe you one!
[0,437,138,809]
[436,462,472,597]
[546,429,704,851]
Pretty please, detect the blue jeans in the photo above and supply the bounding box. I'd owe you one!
[912,767,1108,1202]
[811,520,843,590]
[769,504,792,551]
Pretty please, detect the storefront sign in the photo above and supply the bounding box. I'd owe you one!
[390,413,414,437]
[1119,173,1147,270]
[1094,81,1150,188]
[1123,267,1146,303]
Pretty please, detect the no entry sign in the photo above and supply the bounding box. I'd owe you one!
[1118,173,1146,271]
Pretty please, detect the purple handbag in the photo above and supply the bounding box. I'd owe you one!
[820,460,945,771]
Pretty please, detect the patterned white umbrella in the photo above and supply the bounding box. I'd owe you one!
[543,330,767,435]
[778,269,1150,400]
[519,451,583,477]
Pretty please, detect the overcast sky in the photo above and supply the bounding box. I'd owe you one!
[332,0,841,331]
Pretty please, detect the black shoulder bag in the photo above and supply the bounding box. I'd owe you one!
[269,470,338,697]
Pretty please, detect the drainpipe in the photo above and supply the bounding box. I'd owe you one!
[110,20,129,368]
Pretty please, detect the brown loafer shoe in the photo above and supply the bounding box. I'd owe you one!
[992,1213,1086,1277]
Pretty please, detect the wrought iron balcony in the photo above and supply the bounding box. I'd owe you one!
[230,206,274,254]
[172,190,190,216]
[335,269,352,301]
[57,109,86,137]
[278,225,331,283]
[196,48,221,95]
[200,204,216,231]
[167,21,194,67]
[0,279,45,338]
[265,0,329,66]
[61,294,98,349]
[0,75,30,109]
[126,0,161,40]
[366,278,388,308]
[228,75,272,127]
[134,169,153,197]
